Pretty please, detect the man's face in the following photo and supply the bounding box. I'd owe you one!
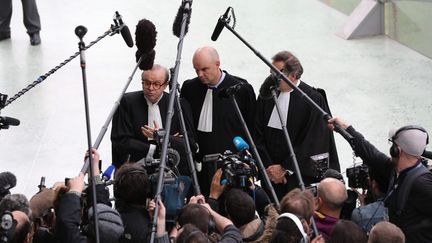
[142,69,167,104]
[193,55,221,85]
[272,60,291,91]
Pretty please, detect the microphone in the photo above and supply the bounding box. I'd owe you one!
[423,150,432,160]
[0,116,20,126]
[102,165,115,182]
[218,82,245,98]
[135,19,157,70]
[211,7,230,41]
[233,136,253,160]
[114,11,134,48]
[0,172,17,197]
[259,75,279,100]
[166,148,181,168]
[75,25,87,39]
[172,0,192,38]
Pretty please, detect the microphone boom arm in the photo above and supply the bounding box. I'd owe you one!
[219,17,353,144]
[1,16,126,111]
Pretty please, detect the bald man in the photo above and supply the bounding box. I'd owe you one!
[181,46,256,196]
[10,211,32,243]
[313,178,348,241]
[111,64,196,172]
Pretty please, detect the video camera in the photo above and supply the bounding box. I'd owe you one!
[204,150,257,189]
[346,164,369,189]
[0,211,16,243]
[137,129,190,225]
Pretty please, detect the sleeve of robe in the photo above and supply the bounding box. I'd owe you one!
[111,95,151,166]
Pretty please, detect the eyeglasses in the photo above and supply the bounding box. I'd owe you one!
[142,80,166,89]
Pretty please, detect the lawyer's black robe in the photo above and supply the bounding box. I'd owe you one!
[255,81,339,199]
[180,71,256,195]
[110,91,196,175]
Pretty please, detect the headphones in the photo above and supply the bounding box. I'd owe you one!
[277,213,308,243]
[389,125,429,157]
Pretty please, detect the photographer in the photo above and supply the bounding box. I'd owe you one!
[351,166,389,232]
[154,195,243,243]
[55,149,124,243]
[113,162,152,243]
[207,168,271,219]
[329,117,432,242]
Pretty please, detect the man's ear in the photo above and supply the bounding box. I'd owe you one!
[215,60,220,68]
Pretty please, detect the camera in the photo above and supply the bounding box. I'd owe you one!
[310,153,330,182]
[346,164,369,189]
[0,211,16,243]
[204,151,257,189]
[306,183,319,197]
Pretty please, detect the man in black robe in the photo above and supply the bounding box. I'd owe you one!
[180,46,256,196]
[255,51,339,200]
[111,64,196,174]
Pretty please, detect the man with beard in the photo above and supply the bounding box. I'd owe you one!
[329,117,432,243]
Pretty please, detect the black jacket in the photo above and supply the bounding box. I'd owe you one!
[347,126,432,243]
[56,184,112,243]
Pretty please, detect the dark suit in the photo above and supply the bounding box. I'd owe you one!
[180,71,256,195]
[110,91,196,173]
[255,81,340,199]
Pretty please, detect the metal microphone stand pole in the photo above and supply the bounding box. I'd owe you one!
[75,25,100,243]
[1,22,123,111]
[80,56,143,173]
[150,1,194,242]
[219,15,353,144]
[171,0,200,195]
[173,84,201,195]
[228,92,280,208]
[269,87,319,235]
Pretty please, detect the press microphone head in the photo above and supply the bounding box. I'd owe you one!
[233,136,249,151]
[423,150,432,160]
[0,116,20,126]
[259,75,279,100]
[120,25,134,48]
[135,49,156,71]
[102,165,116,181]
[0,172,17,195]
[135,19,157,70]
[167,148,181,168]
[172,3,192,38]
[75,25,87,39]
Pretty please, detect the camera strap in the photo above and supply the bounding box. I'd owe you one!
[395,163,430,216]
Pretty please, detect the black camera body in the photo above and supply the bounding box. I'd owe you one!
[0,211,16,243]
[310,153,330,182]
[346,164,369,189]
[205,151,256,189]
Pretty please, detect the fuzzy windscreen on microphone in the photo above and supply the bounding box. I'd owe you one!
[135,19,157,70]
[172,5,192,38]
[258,75,279,100]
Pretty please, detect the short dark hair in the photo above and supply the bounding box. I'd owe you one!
[270,217,303,243]
[368,166,389,194]
[178,204,211,234]
[0,194,31,217]
[280,188,314,223]
[331,220,367,243]
[272,51,303,79]
[177,224,210,243]
[224,189,256,227]
[114,163,150,205]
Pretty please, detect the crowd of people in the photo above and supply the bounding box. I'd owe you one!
[1,46,430,243]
